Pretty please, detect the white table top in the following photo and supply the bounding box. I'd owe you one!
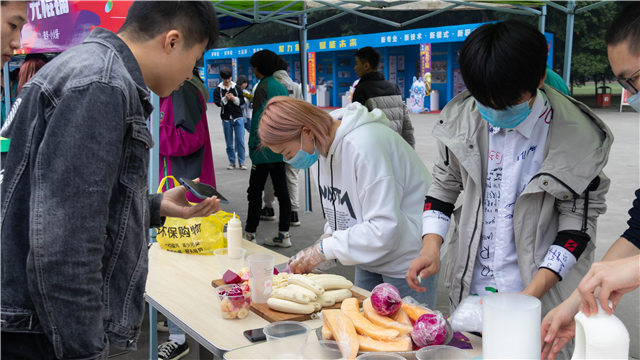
[145,241,290,354]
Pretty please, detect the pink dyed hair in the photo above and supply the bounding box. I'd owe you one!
[17,58,45,93]
[259,96,333,154]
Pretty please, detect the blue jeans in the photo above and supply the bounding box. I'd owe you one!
[222,118,245,166]
[355,266,438,309]
[168,320,184,336]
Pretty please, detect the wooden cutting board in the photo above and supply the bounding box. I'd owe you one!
[212,279,367,322]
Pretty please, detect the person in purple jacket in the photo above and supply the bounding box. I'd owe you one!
[156,67,216,359]
[159,67,216,200]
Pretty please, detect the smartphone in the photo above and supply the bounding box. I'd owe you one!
[179,178,229,203]
[243,327,266,342]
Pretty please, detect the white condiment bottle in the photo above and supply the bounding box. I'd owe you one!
[227,213,243,253]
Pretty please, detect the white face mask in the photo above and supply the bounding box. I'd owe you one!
[626,91,640,112]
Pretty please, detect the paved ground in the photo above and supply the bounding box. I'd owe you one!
[118,104,639,359]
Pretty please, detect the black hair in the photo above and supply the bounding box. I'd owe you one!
[220,68,232,80]
[25,53,48,63]
[118,0,218,51]
[354,46,380,70]
[605,2,640,56]
[250,50,279,77]
[459,20,547,109]
[237,75,249,86]
[276,56,289,72]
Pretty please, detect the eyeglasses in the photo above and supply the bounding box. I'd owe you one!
[617,68,640,95]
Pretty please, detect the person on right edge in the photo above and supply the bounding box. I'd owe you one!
[244,49,292,247]
[405,20,612,359]
[352,46,415,147]
[541,4,640,359]
[261,55,304,227]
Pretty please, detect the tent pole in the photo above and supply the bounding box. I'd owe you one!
[563,0,576,88]
[299,12,312,213]
[538,4,547,33]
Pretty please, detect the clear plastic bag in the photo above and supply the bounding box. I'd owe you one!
[449,295,483,333]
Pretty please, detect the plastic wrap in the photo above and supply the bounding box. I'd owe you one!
[411,311,448,348]
[370,283,402,316]
[449,295,483,333]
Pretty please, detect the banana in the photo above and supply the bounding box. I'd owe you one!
[317,293,337,307]
[271,284,317,304]
[288,274,325,295]
[309,274,353,290]
[267,297,316,314]
[323,289,353,303]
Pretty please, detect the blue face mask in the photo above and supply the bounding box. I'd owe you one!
[285,135,319,169]
[476,100,532,129]
[627,92,640,112]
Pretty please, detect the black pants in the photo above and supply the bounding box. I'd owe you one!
[246,162,291,233]
[1,331,57,360]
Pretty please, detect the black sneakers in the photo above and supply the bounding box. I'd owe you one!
[158,340,189,360]
[260,207,276,220]
[290,211,300,226]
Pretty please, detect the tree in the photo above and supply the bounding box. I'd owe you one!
[545,1,623,93]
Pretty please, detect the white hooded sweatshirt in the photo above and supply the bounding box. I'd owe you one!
[313,102,432,278]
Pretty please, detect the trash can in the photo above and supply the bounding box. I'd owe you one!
[596,86,612,107]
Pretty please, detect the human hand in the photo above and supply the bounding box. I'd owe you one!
[405,234,442,292]
[289,243,326,274]
[540,296,580,360]
[578,254,640,316]
[160,179,221,219]
[225,93,235,100]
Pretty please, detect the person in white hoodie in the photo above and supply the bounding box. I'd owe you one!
[259,96,438,306]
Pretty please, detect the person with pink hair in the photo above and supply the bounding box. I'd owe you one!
[259,96,439,307]
[17,57,45,93]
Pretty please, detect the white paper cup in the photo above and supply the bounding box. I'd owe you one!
[247,253,274,303]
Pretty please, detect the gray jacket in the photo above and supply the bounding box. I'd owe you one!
[365,95,415,148]
[273,70,303,100]
[430,85,612,317]
[1,28,163,359]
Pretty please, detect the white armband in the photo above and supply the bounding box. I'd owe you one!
[539,245,577,280]
[422,210,451,239]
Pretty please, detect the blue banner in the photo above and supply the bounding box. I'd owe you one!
[206,22,486,60]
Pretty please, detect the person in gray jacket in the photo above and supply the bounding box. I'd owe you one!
[406,20,612,359]
[352,46,415,148]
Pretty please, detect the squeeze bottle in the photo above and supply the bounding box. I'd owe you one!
[227,213,243,252]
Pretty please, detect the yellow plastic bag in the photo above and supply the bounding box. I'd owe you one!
[155,176,236,255]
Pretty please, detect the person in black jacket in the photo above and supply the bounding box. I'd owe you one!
[352,46,415,147]
[214,68,246,170]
